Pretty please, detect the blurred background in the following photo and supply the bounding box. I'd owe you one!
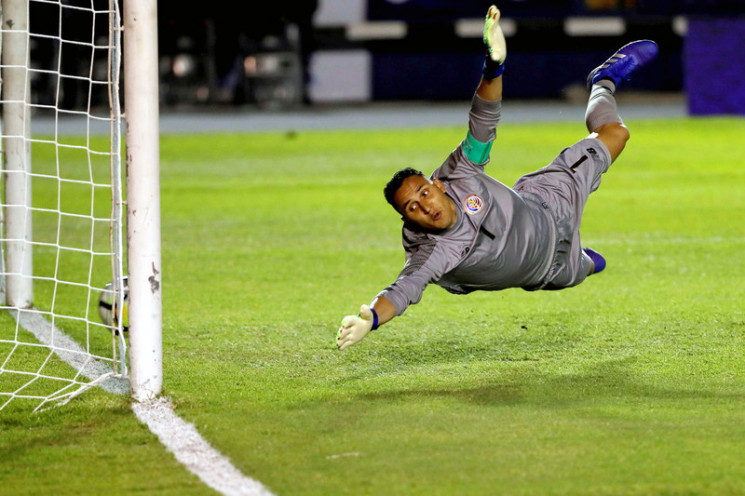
[156,0,744,116]
[33,0,745,118]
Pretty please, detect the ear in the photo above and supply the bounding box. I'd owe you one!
[433,178,447,192]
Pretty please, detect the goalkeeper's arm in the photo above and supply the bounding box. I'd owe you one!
[477,4,506,102]
[336,295,396,350]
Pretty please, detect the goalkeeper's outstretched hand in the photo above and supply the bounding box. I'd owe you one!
[336,304,376,350]
[484,5,506,64]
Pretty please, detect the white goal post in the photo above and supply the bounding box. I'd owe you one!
[0,0,162,410]
[123,0,162,402]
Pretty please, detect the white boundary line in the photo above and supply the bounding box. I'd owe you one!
[9,309,275,496]
[10,309,129,396]
[132,398,275,496]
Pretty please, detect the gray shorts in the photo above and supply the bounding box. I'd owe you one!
[513,137,612,289]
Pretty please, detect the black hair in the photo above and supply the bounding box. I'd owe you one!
[383,167,425,212]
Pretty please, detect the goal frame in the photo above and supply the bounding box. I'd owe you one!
[0,0,163,404]
[123,0,163,402]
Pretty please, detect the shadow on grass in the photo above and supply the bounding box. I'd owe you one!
[329,321,585,380]
[351,357,743,410]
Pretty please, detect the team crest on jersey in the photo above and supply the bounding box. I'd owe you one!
[463,194,483,214]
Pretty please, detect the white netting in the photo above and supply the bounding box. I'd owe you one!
[0,0,128,412]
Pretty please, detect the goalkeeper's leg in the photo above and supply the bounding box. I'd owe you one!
[585,40,659,163]
[585,74,630,163]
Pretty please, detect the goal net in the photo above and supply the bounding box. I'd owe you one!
[0,0,131,412]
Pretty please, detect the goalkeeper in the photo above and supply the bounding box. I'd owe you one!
[336,5,659,350]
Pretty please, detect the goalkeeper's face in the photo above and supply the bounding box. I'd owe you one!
[393,175,457,231]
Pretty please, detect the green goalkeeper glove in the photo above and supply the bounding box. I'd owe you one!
[482,5,506,79]
[336,304,378,350]
[484,5,506,64]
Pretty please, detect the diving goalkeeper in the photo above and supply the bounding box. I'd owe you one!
[336,5,659,350]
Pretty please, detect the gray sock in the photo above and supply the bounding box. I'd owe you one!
[585,82,623,133]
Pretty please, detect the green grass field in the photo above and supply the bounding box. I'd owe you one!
[1,115,744,495]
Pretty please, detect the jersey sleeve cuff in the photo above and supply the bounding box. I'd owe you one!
[461,131,493,164]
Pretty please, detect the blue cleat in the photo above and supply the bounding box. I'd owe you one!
[586,40,659,90]
[583,247,606,274]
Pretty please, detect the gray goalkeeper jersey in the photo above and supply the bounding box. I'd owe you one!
[379,95,558,316]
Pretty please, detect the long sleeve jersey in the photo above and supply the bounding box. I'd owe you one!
[378,95,558,316]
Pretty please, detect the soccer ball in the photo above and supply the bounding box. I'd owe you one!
[98,277,129,333]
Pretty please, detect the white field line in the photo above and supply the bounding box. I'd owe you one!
[132,398,275,496]
[9,308,129,396]
[10,309,274,496]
